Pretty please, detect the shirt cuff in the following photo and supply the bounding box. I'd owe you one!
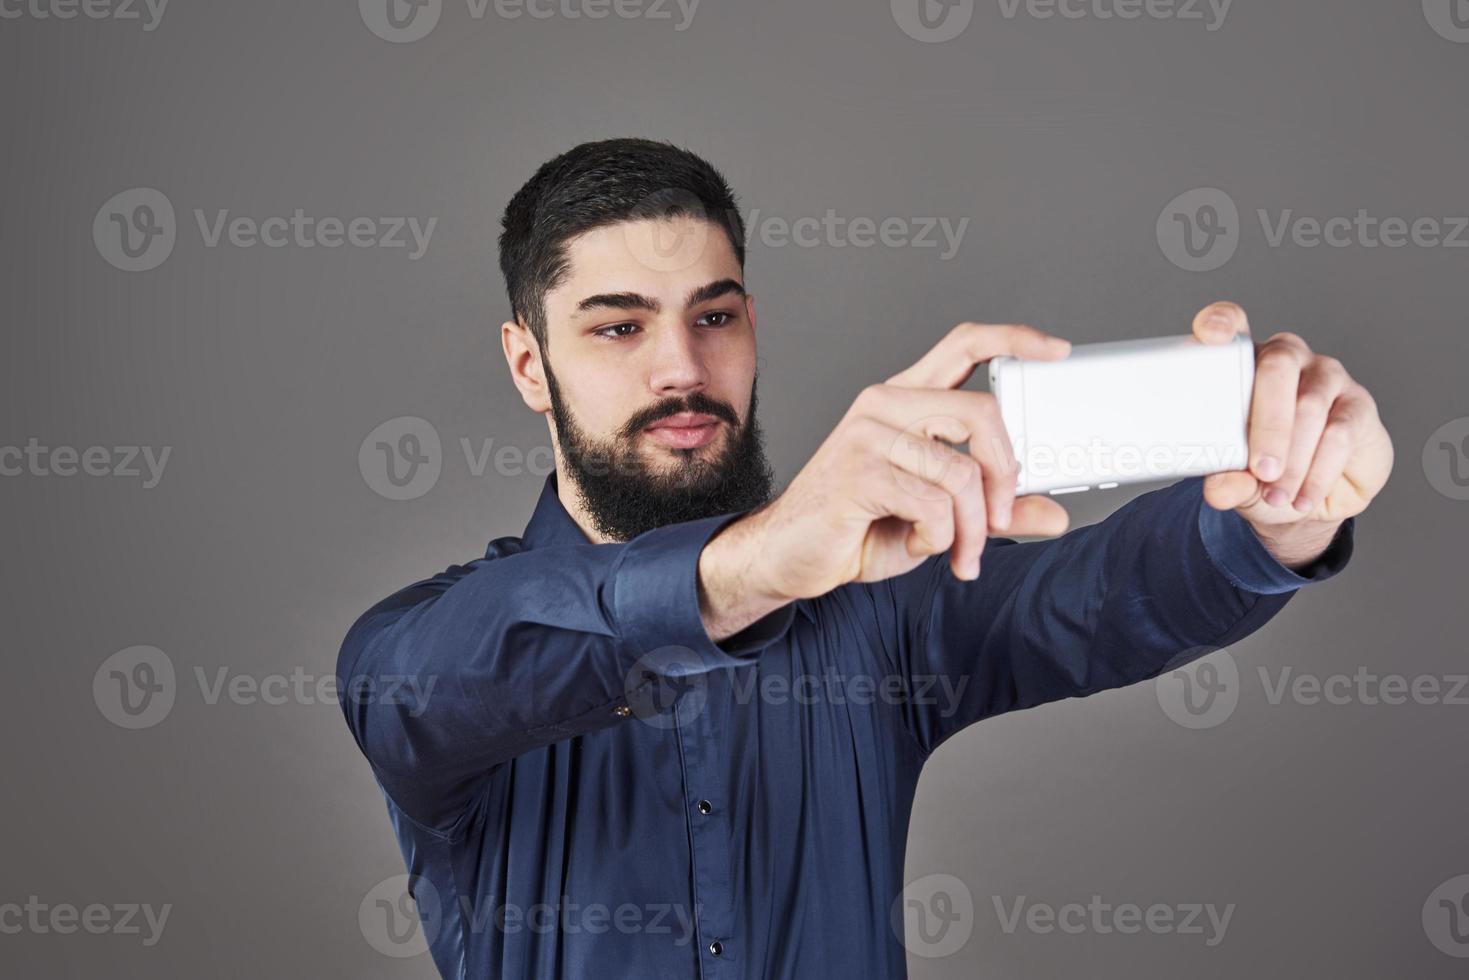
[609,511,797,668]
[1195,483,1356,595]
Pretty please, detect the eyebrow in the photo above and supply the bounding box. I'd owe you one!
[575,278,746,316]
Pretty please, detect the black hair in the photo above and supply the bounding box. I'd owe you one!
[497,138,746,349]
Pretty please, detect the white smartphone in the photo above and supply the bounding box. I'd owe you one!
[987,332,1255,496]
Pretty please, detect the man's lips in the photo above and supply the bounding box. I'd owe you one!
[644,412,723,449]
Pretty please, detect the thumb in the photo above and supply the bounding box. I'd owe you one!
[1202,470,1262,512]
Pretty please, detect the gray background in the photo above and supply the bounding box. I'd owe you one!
[2,0,1466,976]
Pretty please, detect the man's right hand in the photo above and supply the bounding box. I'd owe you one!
[697,322,1075,643]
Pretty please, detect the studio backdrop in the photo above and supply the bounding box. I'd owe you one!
[2,1,1464,977]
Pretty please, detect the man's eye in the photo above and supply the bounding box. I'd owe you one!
[698,311,732,327]
[595,323,639,339]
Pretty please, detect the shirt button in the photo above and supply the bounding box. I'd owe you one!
[696,799,713,815]
[612,705,631,718]
[708,940,724,956]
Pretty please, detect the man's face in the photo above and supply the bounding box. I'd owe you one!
[533,215,775,541]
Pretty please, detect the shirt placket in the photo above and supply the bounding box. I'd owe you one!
[674,667,737,977]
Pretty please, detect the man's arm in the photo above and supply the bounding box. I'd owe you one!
[857,476,1354,755]
[336,513,795,838]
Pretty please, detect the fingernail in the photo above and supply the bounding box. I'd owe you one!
[1265,487,1289,508]
[1207,313,1233,332]
[1293,496,1313,513]
[1255,455,1282,480]
[969,558,982,579]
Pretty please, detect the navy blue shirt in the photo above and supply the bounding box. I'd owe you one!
[337,473,1354,979]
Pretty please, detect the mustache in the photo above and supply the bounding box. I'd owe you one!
[619,392,741,440]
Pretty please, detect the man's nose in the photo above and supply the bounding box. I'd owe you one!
[646,324,710,396]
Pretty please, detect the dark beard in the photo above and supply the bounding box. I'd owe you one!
[544,358,777,542]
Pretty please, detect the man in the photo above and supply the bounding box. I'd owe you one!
[336,138,1393,979]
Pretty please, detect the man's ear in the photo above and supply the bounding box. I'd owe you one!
[501,318,551,414]
[745,292,757,333]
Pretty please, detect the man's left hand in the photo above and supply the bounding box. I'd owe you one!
[1192,301,1394,568]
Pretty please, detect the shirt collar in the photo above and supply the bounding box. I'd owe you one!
[519,471,592,549]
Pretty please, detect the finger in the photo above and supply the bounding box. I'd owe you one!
[881,422,989,576]
[1007,494,1071,538]
[1247,334,1311,484]
[1203,470,1263,512]
[857,386,1017,533]
[873,477,957,566]
[1270,356,1348,507]
[967,427,1021,534]
[1292,392,1367,514]
[1192,301,1252,345]
[886,322,1071,390]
